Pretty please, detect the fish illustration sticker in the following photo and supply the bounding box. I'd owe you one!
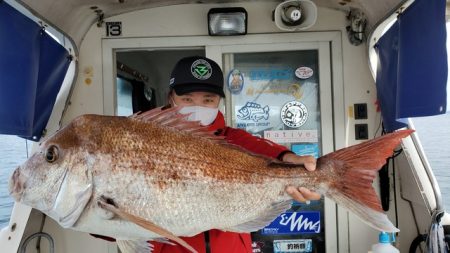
[295,67,313,79]
[281,101,308,128]
[227,69,244,95]
[237,102,270,122]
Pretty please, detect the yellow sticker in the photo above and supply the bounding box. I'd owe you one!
[348,106,354,118]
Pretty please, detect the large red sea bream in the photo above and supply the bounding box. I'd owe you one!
[9,107,413,253]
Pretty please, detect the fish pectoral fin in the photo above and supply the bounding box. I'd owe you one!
[97,197,197,253]
[117,240,154,253]
[223,200,292,233]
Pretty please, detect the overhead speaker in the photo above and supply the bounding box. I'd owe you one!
[273,0,317,31]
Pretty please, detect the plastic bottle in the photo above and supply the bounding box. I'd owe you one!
[371,232,399,253]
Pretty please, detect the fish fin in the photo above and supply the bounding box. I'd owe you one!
[327,191,399,232]
[117,240,154,253]
[322,129,413,232]
[98,197,198,253]
[153,237,177,245]
[131,107,225,142]
[223,200,292,233]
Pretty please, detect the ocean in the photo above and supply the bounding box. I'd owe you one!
[412,113,450,207]
[0,135,29,228]
[0,114,449,229]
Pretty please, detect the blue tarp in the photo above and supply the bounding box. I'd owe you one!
[375,0,447,132]
[0,2,71,141]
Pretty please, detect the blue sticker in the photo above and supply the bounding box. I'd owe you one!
[249,68,293,80]
[227,69,244,95]
[262,211,321,235]
[291,143,319,158]
[237,102,270,122]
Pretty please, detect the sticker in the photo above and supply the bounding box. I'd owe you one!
[106,22,122,37]
[249,68,293,80]
[291,143,319,158]
[227,69,244,94]
[237,102,270,122]
[191,59,212,80]
[281,101,308,128]
[295,67,313,79]
[262,211,321,235]
[264,130,318,143]
[273,239,313,253]
[245,83,303,99]
[252,241,265,253]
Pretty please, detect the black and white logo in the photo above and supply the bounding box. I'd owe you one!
[281,101,308,128]
[106,22,122,37]
[191,59,212,80]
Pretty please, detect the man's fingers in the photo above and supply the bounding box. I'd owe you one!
[285,185,307,203]
[299,187,321,200]
[304,161,316,171]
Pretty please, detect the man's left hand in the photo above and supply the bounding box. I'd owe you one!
[282,153,321,203]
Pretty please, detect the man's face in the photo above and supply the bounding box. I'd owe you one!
[171,91,221,108]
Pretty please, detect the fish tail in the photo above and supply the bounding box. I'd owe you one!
[321,129,414,232]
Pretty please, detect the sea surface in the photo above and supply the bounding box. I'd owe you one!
[0,135,30,228]
[0,114,449,229]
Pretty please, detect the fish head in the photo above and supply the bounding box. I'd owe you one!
[237,106,249,119]
[9,116,96,225]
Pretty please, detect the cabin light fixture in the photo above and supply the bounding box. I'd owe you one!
[208,8,247,36]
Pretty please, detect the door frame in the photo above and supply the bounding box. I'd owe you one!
[102,31,346,252]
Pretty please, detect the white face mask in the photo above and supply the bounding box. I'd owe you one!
[178,106,219,126]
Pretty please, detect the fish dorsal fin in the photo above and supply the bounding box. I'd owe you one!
[131,107,279,161]
[130,107,225,142]
[98,197,198,253]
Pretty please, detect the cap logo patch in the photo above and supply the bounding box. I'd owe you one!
[191,59,212,80]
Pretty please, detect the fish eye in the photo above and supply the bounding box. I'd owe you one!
[45,145,59,163]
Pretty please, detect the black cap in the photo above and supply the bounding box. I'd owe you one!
[169,56,225,97]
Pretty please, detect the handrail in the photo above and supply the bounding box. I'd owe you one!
[19,232,54,253]
[408,119,444,214]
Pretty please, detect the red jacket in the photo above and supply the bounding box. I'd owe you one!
[152,112,289,253]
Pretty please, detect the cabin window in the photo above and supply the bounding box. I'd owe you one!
[409,22,450,211]
[115,49,205,115]
[116,77,134,116]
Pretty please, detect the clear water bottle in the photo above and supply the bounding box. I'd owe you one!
[371,232,399,253]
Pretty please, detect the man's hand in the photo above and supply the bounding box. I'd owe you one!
[282,153,321,203]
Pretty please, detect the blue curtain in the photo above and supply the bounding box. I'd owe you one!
[375,0,447,132]
[0,2,71,141]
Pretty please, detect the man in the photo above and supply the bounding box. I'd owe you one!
[152,56,320,253]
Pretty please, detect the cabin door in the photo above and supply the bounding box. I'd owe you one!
[214,41,335,253]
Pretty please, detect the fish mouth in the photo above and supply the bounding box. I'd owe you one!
[9,168,25,200]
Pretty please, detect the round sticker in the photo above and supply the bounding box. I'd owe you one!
[295,67,313,79]
[191,59,212,80]
[227,69,244,95]
[281,101,308,128]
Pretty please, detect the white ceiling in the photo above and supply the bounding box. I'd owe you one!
[17,0,406,49]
